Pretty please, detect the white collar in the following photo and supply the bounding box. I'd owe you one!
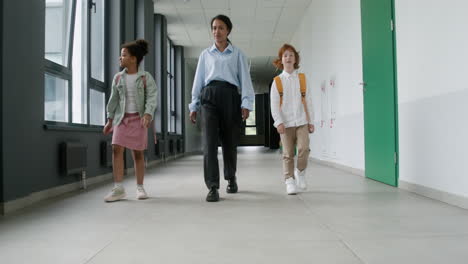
[281,70,298,78]
[209,43,233,53]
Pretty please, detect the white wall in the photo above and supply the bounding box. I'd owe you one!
[291,0,365,170]
[292,0,468,203]
[395,0,468,198]
[184,62,203,153]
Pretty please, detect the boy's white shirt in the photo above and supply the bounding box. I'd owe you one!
[270,70,315,128]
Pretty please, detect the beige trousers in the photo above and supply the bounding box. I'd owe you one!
[280,124,310,179]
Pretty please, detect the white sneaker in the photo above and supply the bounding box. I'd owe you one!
[295,168,308,191]
[104,186,126,202]
[136,186,148,200]
[285,178,297,195]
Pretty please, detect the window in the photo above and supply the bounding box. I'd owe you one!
[44,73,69,122]
[175,46,183,135]
[44,0,75,122]
[89,0,106,125]
[245,101,257,135]
[170,44,176,133]
[44,0,107,127]
[72,0,87,124]
[45,0,74,67]
[90,0,105,82]
[90,89,105,125]
[167,39,176,133]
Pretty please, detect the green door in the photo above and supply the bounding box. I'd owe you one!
[361,0,399,186]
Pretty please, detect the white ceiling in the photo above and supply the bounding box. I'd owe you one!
[153,0,312,83]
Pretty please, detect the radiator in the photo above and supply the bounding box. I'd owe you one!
[169,139,174,155]
[176,139,183,153]
[100,141,112,167]
[155,139,164,158]
[60,142,87,175]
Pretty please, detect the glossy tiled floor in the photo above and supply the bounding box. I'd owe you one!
[1,147,468,264]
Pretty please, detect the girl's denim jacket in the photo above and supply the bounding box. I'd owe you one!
[106,69,158,126]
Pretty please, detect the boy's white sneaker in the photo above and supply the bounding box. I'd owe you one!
[295,168,308,191]
[285,178,297,195]
[104,186,126,202]
[136,186,148,200]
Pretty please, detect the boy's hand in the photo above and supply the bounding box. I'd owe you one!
[277,123,285,134]
[308,124,315,134]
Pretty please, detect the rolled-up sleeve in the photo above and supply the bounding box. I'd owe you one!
[106,74,119,119]
[144,73,158,119]
[188,52,206,113]
[270,80,284,127]
[238,51,255,111]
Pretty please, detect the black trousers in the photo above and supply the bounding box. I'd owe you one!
[201,81,242,189]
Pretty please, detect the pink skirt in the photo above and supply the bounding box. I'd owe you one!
[112,113,148,150]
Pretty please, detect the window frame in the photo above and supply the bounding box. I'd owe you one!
[244,100,257,136]
[167,38,177,134]
[43,0,109,131]
[87,0,108,126]
[44,0,77,125]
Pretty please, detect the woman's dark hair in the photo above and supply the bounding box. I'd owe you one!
[121,39,149,66]
[210,14,233,43]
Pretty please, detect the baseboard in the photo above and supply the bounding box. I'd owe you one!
[311,158,468,210]
[126,158,165,175]
[184,150,203,156]
[2,172,113,215]
[310,157,365,177]
[164,153,186,162]
[1,155,186,215]
[147,158,164,169]
[400,180,468,210]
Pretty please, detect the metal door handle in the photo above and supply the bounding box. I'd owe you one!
[360,82,367,92]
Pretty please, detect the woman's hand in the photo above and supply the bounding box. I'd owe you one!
[242,108,250,121]
[277,123,285,134]
[308,124,315,134]
[141,114,152,128]
[103,119,113,135]
[190,111,197,124]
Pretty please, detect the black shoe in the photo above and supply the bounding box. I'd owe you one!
[226,179,238,193]
[206,187,219,202]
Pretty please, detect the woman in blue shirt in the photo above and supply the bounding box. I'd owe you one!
[189,14,255,202]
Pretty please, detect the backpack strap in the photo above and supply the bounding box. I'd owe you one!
[299,73,306,99]
[274,76,284,107]
[298,73,311,124]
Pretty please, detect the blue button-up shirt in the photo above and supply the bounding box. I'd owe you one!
[188,43,255,112]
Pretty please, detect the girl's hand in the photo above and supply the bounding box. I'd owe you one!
[103,120,113,135]
[277,123,285,134]
[141,114,152,128]
[308,124,315,134]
